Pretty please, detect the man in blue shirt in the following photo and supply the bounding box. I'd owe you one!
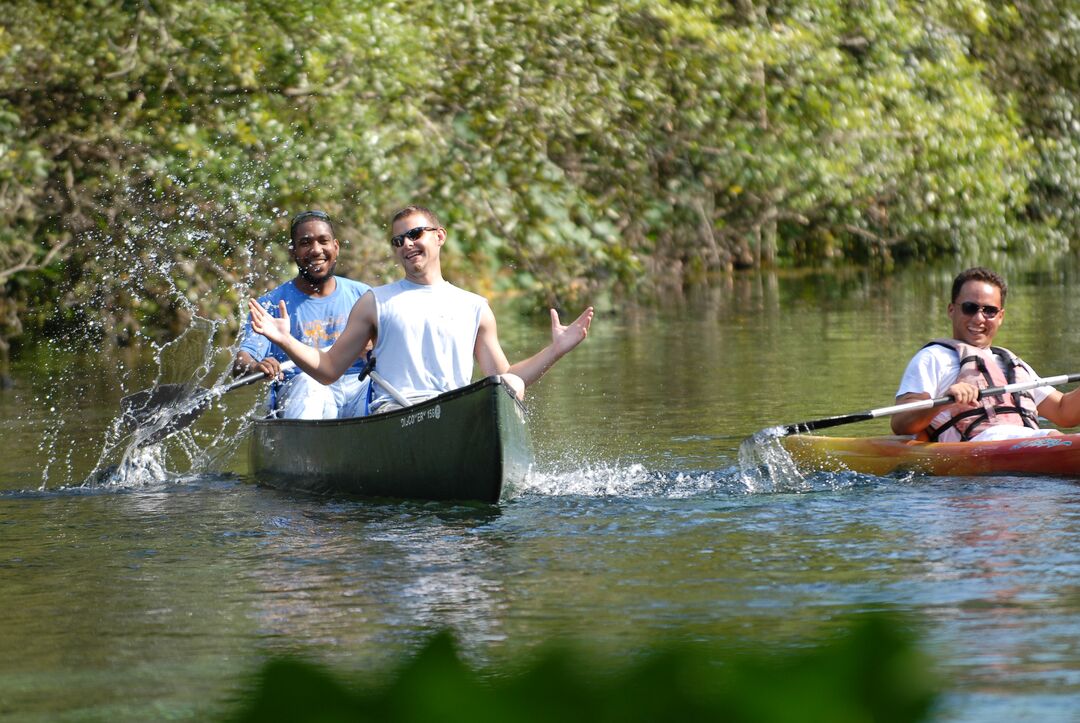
[233,210,371,418]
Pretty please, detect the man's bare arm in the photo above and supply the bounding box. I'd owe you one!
[890,383,980,435]
[1037,387,1080,428]
[507,307,594,387]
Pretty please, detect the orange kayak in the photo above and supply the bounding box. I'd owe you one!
[780,433,1080,477]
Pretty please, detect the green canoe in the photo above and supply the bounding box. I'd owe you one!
[249,376,533,503]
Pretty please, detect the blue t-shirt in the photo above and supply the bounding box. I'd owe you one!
[239,277,371,375]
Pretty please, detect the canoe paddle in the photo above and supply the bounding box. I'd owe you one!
[120,360,296,444]
[357,356,413,409]
[765,372,1080,439]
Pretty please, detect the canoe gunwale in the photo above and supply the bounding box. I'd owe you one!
[249,375,525,430]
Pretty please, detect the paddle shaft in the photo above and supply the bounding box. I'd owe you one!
[355,355,413,409]
[368,369,413,408]
[778,372,1080,436]
[227,359,297,392]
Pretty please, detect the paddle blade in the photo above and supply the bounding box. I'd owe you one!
[121,383,191,424]
[120,383,214,444]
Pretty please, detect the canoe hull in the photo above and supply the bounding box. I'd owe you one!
[249,377,533,503]
[780,434,1080,477]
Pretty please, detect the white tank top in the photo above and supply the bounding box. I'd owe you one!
[370,280,487,409]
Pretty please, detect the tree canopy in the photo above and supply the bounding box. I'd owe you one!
[0,0,1072,353]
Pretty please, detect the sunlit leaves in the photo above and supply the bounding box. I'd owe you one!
[0,0,1072,349]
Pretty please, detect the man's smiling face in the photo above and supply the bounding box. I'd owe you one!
[948,279,1005,348]
[390,212,444,281]
[290,219,339,288]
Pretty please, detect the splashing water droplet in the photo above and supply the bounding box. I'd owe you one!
[35,183,268,490]
[737,427,808,493]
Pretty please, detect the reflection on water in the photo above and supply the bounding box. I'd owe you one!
[914,484,1080,688]
[4,266,1080,720]
[3,452,1080,720]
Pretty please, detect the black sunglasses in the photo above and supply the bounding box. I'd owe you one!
[959,301,1001,319]
[391,226,438,248]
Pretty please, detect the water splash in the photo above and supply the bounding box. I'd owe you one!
[21,138,376,491]
[85,447,171,488]
[32,191,272,489]
[511,460,754,499]
[508,454,876,499]
[734,428,892,495]
[736,427,810,493]
[76,315,260,489]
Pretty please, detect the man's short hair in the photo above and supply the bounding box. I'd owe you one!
[290,210,334,241]
[951,267,1007,306]
[392,205,441,229]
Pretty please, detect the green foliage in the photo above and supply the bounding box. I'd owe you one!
[957,0,1080,248]
[0,0,1072,350]
[227,615,938,723]
[0,0,416,348]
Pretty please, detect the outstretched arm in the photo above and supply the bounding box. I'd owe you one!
[475,306,594,387]
[247,292,377,384]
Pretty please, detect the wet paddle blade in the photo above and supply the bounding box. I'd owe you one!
[121,384,193,424]
[120,383,215,444]
[117,366,278,446]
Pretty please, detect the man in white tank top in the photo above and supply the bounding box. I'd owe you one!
[246,205,594,412]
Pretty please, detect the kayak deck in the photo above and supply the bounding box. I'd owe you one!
[780,433,1080,477]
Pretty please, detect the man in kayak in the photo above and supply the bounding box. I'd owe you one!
[233,210,372,419]
[891,266,1080,441]
[247,204,593,413]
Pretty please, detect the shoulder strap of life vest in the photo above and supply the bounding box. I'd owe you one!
[921,339,1040,441]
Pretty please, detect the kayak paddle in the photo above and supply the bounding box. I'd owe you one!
[121,360,296,444]
[765,372,1080,439]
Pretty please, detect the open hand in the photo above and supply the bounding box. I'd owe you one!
[248,299,291,347]
[550,306,594,357]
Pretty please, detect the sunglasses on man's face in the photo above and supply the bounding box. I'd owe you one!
[959,301,1001,319]
[390,226,438,248]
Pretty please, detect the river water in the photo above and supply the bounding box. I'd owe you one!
[3,265,1080,721]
